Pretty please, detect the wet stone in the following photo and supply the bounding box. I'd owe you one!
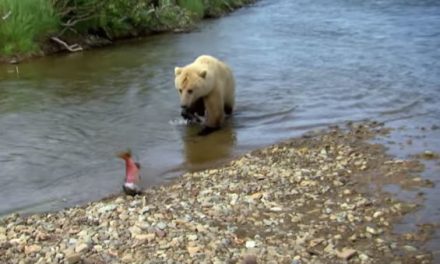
[0,122,435,263]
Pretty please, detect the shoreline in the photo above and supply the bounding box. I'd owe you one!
[0,121,437,263]
[0,1,256,65]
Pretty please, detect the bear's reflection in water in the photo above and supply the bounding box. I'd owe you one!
[181,123,237,170]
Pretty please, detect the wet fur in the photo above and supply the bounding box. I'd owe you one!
[175,55,235,135]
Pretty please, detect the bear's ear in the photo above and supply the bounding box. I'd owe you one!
[198,70,207,79]
[175,67,182,76]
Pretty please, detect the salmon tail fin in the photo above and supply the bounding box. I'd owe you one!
[117,149,132,159]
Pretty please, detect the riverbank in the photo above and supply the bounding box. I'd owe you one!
[0,121,436,263]
[0,0,256,64]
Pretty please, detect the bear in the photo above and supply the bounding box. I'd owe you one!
[174,55,235,135]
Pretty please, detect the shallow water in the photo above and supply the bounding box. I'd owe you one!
[0,0,439,249]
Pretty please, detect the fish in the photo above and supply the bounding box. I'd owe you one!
[117,149,143,196]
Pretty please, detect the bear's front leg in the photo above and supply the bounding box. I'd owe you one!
[199,96,223,136]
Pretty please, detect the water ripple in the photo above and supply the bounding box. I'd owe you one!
[0,0,439,216]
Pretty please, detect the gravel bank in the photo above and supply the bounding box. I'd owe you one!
[0,121,435,263]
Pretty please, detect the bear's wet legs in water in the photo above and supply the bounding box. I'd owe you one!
[174,55,235,136]
[198,126,219,136]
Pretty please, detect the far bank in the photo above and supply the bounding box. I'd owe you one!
[0,0,256,64]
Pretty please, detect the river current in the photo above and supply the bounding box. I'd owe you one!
[0,1,439,253]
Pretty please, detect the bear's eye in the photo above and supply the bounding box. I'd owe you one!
[187,89,193,94]
[179,89,182,94]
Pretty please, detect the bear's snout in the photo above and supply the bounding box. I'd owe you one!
[181,107,192,120]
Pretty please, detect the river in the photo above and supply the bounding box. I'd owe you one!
[0,0,439,255]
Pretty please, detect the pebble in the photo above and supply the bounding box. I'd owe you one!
[187,234,198,241]
[135,233,155,242]
[98,204,117,213]
[0,122,433,263]
[403,245,418,252]
[65,252,81,264]
[241,254,258,264]
[156,222,167,230]
[245,240,256,249]
[74,243,89,253]
[24,245,41,255]
[187,246,200,256]
[336,248,357,260]
[359,253,369,261]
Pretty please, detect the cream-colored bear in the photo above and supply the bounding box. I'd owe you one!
[174,55,235,135]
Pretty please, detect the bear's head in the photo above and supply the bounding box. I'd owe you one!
[174,65,213,109]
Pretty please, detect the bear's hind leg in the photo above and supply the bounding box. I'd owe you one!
[224,104,233,116]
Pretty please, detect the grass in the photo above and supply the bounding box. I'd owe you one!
[204,0,254,18]
[177,0,204,18]
[0,0,59,56]
[0,0,255,59]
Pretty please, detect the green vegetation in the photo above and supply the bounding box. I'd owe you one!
[0,0,255,60]
[0,0,59,56]
[204,0,254,17]
[52,0,195,39]
[178,0,204,18]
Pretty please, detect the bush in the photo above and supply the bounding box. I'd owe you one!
[177,0,204,19]
[0,0,59,55]
[204,0,253,18]
[0,0,254,57]
[53,0,193,39]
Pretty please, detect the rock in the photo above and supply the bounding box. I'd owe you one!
[241,254,258,264]
[68,238,78,245]
[324,243,335,254]
[343,189,352,195]
[245,240,256,249]
[119,213,129,221]
[98,204,117,214]
[156,222,167,230]
[373,211,383,218]
[121,254,134,263]
[24,244,41,255]
[187,246,200,256]
[309,238,324,248]
[35,230,50,241]
[65,252,81,264]
[366,226,380,235]
[170,237,181,248]
[336,248,357,260]
[270,207,283,212]
[75,243,89,253]
[187,234,198,241]
[250,192,263,200]
[155,229,167,238]
[93,245,103,252]
[422,150,437,159]
[359,253,369,261]
[403,245,417,252]
[129,226,142,237]
[135,233,156,242]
